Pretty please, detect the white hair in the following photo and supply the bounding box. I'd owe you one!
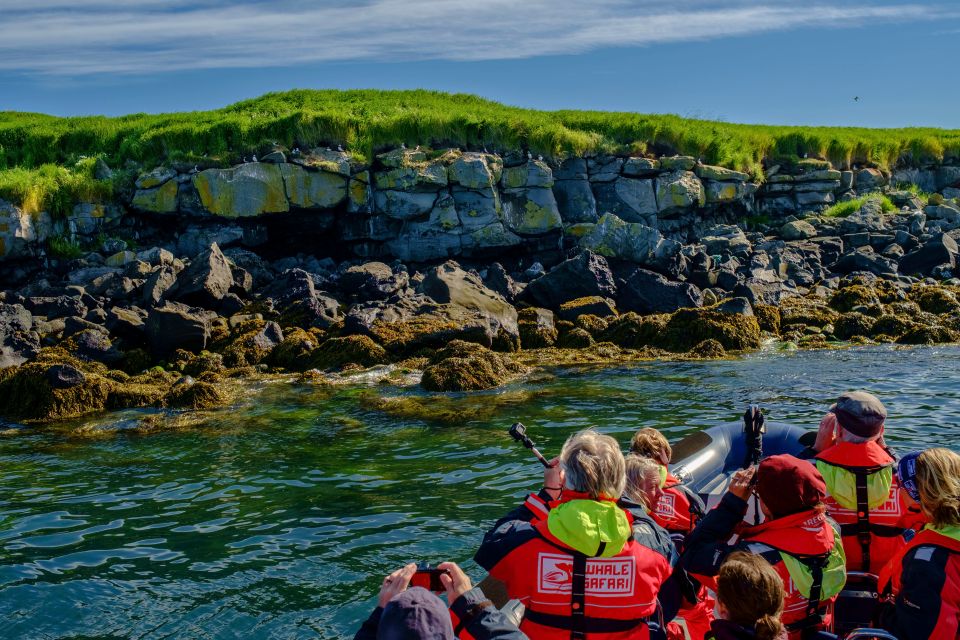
[560,429,626,500]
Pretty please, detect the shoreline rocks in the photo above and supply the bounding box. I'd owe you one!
[2,146,960,427]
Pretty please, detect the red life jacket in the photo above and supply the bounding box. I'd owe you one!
[487,493,674,640]
[815,441,908,573]
[653,473,698,535]
[879,528,960,596]
[740,509,844,640]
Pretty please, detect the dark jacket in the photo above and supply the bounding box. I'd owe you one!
[879,527,960,640]
[354,586,528,640]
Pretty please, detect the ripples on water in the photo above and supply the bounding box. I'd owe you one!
[1,346,959,639]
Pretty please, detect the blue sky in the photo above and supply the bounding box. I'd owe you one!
[2,0,959,128]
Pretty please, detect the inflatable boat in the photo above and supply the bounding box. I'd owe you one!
[492,412,898,639]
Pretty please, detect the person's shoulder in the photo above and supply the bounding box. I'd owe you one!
[628,509,675,561]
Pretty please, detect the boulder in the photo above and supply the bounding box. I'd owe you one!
[656,170,705,214]
[388,196,463,262]
[279,163,348,208]
[839,199,888,234]
[522,251,617,309]
[172,243,234,308]
[374,162,447,190]
[142,266,178,306]
[136,167,177,189]
[132,180,179,214]
[899,234,958,276]
[25,296,86,320]
[374,190,438,220]
[695,165,749,182]
[518,308,557,349]
[0,303,39,368]
[579,214,681,272]
[587,156,624,182]
[660,156,697,171]
[421,340,526,392]
[780,220,817,240]
[340,262,408,301]
[622,157,660,177]
[193,163,289,217]
[448,153,501,190]
[0,201,52,260]
[263,269,341,329]
[146,302,210,355]
[419,262,519,340]
[501,188,563,235]
[830,250,898,278]
[553,179,598,223]
[309,335,388,370]
[702,225,752,256]
[657,304,761,352]
[704,181,745,204]
[293,148,353,176]
[591,178,657,224]
[615,266,704,315]
[856,168,887,192]
[501,160,554,189]
[557,296,618,321]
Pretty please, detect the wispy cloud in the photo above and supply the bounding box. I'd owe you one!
[0,0,949,75]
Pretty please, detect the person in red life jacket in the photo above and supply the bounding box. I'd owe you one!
[683,455,847,640]
[807,391,912,574]
[474,429,681,640]
[707,552,787,640]
[878,448,960,640]
[630,428,706,538]
[625,455,714,640]
[355,562,528,640]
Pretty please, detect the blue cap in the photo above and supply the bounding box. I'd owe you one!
[898,450,923,502]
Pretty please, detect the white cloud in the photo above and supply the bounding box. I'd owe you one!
[0,0,948,75]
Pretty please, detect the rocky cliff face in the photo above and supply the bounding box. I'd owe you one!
[7,146,957,267]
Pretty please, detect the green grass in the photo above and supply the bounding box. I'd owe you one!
[0,158,112,217]
[1,89,960,216]
[47,234,85,259]
[823,194,897,218]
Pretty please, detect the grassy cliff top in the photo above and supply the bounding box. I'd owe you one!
[3,89,960,175]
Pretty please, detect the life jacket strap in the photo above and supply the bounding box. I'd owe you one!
[855,470,871,572]
[755,547,830,631]
[570,552,587,640]
[524,610,651,634]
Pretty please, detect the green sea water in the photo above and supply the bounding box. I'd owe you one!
[1,345,958,639]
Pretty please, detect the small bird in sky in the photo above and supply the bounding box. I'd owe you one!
[853,96,860,102]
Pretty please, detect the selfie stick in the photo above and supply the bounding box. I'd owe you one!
[509,422,551,468]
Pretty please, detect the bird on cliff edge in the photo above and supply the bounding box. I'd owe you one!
[252,155,258,163]
[401,143,407,149]
[527,152,532,160]
[337,144,344,152]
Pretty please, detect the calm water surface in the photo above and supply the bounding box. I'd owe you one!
[1,345,958,639]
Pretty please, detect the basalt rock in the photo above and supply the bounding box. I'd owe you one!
[615,266,703,315]
[146,302,210,356]
[0,303,39,369]
[523,251,617,309]
[172,243,234,309]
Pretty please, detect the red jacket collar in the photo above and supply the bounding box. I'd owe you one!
[815,440,894,468]
[554,489,619,505]
[744,509,835,556]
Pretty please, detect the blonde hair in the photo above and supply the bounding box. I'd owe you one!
[560,429,626,500]
[916,448,960,528]
[630,428,672,462]
[717,552,785,640]
[624,454,661,507]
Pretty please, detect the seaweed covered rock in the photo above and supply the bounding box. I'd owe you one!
[575,314,609,337]
[522,251,617,309]
[557,327,595,349]
[829,285,880,313]
[309,335,388,371]
[870,315,918,340]
[658,303,761,352]
[420,340,527,392]
[557,296,617,321]
[833,313,876,340]
[163,376,229,410]
[780,298,839,330]
[518,308,557,349]
[599,312,667,349]
[267,327,324,371]
[911,287,960,315]
[0,349,114,421]
[753,304,781,335]
[896,325,959,345]
[221,321,284,367]
[182,351,226,377]
[687,339,726,359]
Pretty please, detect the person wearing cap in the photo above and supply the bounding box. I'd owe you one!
[683,455,847,640]
[474,429,680,640]
[809,391,910,574]
[878,448,960,640]
[354,561,528,640]
[895,450,932,534]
